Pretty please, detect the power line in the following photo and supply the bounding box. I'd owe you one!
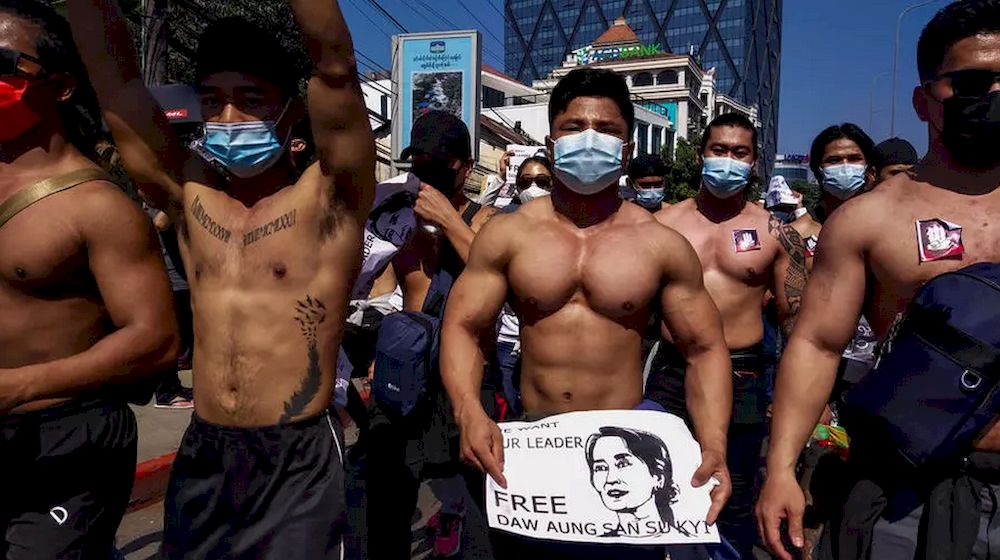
[365,0,409,33]
[453,0,504,47]
[402,0,505,67]
[345,0,392,40]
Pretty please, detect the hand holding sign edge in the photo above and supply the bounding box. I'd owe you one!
[692,448,730,526]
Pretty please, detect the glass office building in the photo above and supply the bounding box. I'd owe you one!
[505,0,782,173]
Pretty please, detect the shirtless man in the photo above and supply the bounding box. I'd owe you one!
[647,113,808,558]
[0,2,176,557]
[757,3,1000,558]
[67,0,374,557]
[441,68,733,558]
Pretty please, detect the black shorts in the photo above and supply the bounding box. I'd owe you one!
[163,410,346,560]
[645,342,768,425]
[0,397,137,559]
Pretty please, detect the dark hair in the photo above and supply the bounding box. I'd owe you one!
[701,113,758,159]
[515,155,552,182]
[917,0,1000,82]
[549,68,634,134]
[195,17,300,98]
[809,123,876,182]
[585,426,677,526]
[628,153,668,180]
[0,0,101,156]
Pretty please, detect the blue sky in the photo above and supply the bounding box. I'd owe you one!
[341,0,944,156]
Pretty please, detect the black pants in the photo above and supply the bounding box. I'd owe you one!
[0,398,137,559]
[366,391,496,559]
[162,410,346,559]
[645,342,768,559]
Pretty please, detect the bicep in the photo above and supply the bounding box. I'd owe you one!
[660,238,724,352]
[83,190,176,331]
[793,224,867,353]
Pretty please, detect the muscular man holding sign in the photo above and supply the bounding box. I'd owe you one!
[441,68,733,558]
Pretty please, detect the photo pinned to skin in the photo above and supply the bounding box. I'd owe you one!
[486,410,720,546]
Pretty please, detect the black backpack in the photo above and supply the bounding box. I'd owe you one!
[371,203,481,417]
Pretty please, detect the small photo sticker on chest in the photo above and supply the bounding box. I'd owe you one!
[916,218,964,262]
[732,229,761,253]
[804,235,818,258]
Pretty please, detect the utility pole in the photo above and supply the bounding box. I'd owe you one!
[141,0,169,87]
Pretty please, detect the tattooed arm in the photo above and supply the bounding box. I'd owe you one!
[768,215,809,336]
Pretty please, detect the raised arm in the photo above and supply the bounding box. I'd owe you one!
[67,0,185,216]
[0,185,177,413]
[658,229,732,523]
[289,0,376,226]
[440,217,513,486]
[768,215,809,336]
[757,208,867,560]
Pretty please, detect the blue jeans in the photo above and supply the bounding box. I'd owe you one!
[493,341,521,417]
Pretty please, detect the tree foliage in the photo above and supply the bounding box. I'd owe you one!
[661,133,701,203]
[788,179,822,212]
[165,0,310,90]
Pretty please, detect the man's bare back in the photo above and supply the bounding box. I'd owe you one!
[177,164,361,425]
[497,198,690,412]
[657,198,801,347]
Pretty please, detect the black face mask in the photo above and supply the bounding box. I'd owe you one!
[411,158,459,196]
[942,91,1000,169]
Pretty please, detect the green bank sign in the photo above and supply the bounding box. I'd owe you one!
[575,43,662,65]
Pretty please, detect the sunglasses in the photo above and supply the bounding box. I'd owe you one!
[925,69,1000,99]
[516,175,552,189]
[0,47,44,79]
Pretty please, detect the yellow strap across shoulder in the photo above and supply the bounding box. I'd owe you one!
[0,168,112,230]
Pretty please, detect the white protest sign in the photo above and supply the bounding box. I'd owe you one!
[505,144,546,185]
[487,410,719,546]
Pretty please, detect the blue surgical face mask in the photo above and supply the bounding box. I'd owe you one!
[635,187,665,208]
[701,157,752,199]
[199,101,291,179]
[553,129,624,195]
[821,163,867,200]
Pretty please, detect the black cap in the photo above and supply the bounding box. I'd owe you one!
[628,153,668,180]
[873,137,918,169]
[401,111,472,161]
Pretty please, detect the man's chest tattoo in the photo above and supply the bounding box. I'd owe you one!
[190,195,232,243]
[244,209,297,247]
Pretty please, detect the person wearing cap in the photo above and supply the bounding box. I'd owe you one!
[627,153,671,211]
[0,3,177,557]
[764,176,822,270]
[69,0,375,557]
[440,67,733,558]
[645,113,808,558]
[367,110,496,559]
[393,111,497,309]
[872,137,919,185]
